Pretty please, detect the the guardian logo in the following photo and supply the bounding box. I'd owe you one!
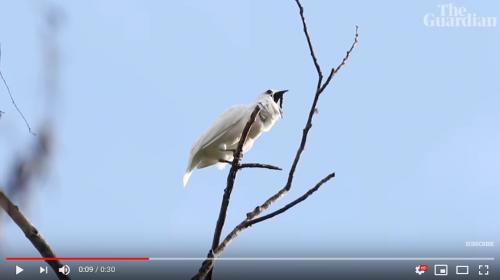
[424,3,496,28]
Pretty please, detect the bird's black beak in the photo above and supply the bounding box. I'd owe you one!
[273,90,288,116]
[273,90,288,106]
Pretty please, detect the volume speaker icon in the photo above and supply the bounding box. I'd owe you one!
[58,265,71,275]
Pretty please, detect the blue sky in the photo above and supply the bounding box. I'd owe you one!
[1,0,499,263]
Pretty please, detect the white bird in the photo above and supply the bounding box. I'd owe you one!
[183,89,287,187]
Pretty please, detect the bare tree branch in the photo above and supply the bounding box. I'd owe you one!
[202,106,261,280]
[238,1,360,225]
[246,172,335,226]
[0,43,36,135]
[218,159,282,171]
[193,1,359,279]
[193,173,336,279]
[0,190,71,280]
[295,0,323,88]
[0,6,64,278]
[6,130,52,197]
[238,163,282,171]
[320,25,359,94]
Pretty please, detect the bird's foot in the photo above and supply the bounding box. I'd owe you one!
[218,159,232,164]
[220,148,237,153]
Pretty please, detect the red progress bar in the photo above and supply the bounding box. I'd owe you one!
[6,257,150,261]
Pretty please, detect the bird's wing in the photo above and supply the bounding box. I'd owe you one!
[191,105,248,154]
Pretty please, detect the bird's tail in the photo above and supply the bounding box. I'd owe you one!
[183,169,193,187]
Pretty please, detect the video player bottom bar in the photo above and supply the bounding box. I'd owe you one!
[3,258,494,280]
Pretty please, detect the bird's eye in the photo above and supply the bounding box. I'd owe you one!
[265,89,273,95]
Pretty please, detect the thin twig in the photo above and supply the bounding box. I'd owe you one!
[319,25,359,93]
[218,159,282,171]
[0,43,36,135]
[239,163,282,170]
[295,0,323,88]
[246,172,335,225]
[0,190,71,280]
[197,106,261,280]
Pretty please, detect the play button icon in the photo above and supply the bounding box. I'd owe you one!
[15,265,24,275]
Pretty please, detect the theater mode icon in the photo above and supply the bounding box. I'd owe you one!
[415,264,429,275]
[456,265,469,275]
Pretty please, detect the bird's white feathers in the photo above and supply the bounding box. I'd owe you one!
[183,90,284,187]
[195,105,248,153]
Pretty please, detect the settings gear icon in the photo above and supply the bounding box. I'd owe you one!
[415,264,428,275]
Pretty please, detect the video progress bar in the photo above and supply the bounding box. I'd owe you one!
[6,257,149,261]
[6,257,495,261]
